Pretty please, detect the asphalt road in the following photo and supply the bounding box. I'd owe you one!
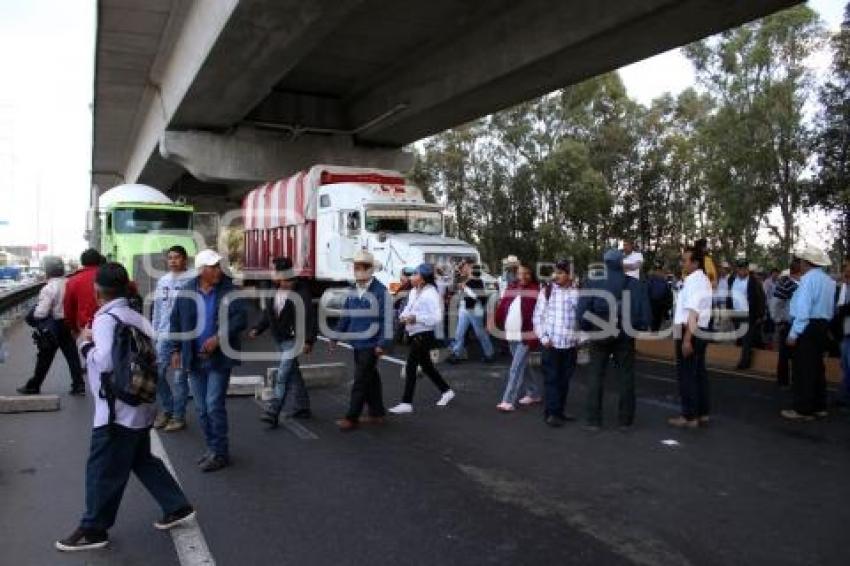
[1,319,849,566]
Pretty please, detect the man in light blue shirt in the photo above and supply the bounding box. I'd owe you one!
[152,245,191,431]
[783,245,835,421]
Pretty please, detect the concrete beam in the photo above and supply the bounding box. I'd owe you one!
[350,0,801,146]
[0,395,61,414]
[159,127,414,183]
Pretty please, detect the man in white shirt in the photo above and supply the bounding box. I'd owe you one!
[56,262,195,552]
[17,257,85,395]
[622,239,643,279]
[669,245,713,429]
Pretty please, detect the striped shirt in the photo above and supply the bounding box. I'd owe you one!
[533,283,579,349]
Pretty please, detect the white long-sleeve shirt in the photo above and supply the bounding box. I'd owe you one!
[400,284,442,336]
[33,277,66,319]
[79,298,157,429]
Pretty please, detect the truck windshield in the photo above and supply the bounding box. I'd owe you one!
[113,209,192,234]
[365,209,442,235]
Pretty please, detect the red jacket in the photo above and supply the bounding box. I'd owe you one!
[495,280,541,349]
[63,266,98,333]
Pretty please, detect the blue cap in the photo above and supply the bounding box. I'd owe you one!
[415,262,434,277]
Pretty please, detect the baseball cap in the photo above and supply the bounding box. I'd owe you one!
[195,249,222,268]
[415,263,434,277]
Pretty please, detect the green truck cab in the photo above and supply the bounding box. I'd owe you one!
[91,184,198,299]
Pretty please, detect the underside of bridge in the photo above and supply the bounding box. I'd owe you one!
[91,0,800,212]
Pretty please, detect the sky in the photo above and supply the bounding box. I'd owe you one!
[0,1,844,260]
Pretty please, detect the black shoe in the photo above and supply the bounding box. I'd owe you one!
[545,415,564,428]
[290,409,312,420]
[154,506,196,530]
[561,413,577,422]
[16,385,40,395]
[196,452,213,465]
[260,412,279,428]
[55,527,109,552]
[69,385,86,396]
[199,455,230,473]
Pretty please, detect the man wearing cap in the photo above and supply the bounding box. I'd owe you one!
[168,249,247,471]
[770,260,801,388]
[332,250,393,431]
[782,245,835,421]
[248,257,316,427]
[726,259,766,370]
[448,258,495,364]
[56,262,195,552]
[498,255,519,298]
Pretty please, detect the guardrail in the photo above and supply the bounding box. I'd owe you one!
[0,282,45,362]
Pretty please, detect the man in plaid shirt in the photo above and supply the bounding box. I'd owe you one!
[533,259,580,427]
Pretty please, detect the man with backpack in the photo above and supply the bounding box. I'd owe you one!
[56,263,194,552]
[168,249,247,471]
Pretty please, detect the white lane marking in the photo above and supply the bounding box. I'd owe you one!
[150,430,216,566]
[317,335,406,367]
[251,399,319,440]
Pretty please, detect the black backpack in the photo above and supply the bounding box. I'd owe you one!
[99,312,158,424]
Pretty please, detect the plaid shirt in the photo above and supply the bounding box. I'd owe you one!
[533,283,579,349]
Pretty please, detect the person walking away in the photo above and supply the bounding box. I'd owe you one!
[332,250,393,431]
[494,262,542,412]
[782,245,835,421]
[667,245,713,428]
[151,245,191,432]
[447,258,495,364]
[17,257,85,395]
[622,238,643,279]
[578,249,651,431]
[647,261,673,332]
[248,257,316,427]
[389,263,455,414]
[64,248,106,339]
[833,260,850,408]
[726,259,766,370]
[168,249,247,472]
[55,262,194,552]
[771,261,801,389]
[533,259,580,427]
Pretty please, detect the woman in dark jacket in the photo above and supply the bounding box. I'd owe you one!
[494,262,541,412]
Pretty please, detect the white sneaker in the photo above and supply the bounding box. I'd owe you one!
[436,389,455,407]
[389,403,414,414]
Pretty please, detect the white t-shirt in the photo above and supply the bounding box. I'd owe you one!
[505,296,524,342]
[674,269,712,329]
[731,276,749,311]
[623,251,643,279]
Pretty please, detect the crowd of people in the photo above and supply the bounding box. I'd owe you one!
[14,234,849,552]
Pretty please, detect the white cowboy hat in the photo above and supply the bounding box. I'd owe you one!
[501,254,519,267]
[793,244,831,267]
[195,249,222,267]
[352,249,375,266]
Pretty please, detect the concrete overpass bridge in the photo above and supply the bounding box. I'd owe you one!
[91,0,799,213]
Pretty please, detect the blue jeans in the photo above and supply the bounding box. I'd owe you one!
[269,339,310,415]
[189,365,231,457]
[501,341,540,404]
[840,337,850,403]
[80,425,188,532]
[157,346,189,420]
[451,308,495,359]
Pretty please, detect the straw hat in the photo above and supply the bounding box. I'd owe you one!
[501,255,519,267]
[793,244,831,267]
[353,250,375,265]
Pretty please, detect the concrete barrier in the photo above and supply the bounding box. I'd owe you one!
[0,394,60,413]
[635,338,842,383]
[256,362,348,400]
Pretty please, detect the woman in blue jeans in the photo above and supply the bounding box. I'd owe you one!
[494,262,542,412]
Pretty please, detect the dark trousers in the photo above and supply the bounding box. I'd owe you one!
[346,347,386,420]
[586,336,636,426]
[80,425,189,532]
[675,333,710,419]
[776,322,793,387]
[734,318,757,368]
[791,319,829,416]
[402,331,450,403]
[543,347,577,418]
[26,321,84,390]
[650,299,667,332]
